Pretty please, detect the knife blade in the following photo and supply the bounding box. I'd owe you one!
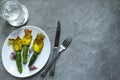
[49,21,61,76]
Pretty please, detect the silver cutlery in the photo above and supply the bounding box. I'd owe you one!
[41,36,73,77]
[49,21,61,76]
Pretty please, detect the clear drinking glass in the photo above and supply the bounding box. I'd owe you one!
[0,0,29,27]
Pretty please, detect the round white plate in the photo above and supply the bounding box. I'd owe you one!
[2,26,51,78]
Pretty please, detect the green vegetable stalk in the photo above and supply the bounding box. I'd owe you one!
[28,33,45,67]
[22,45,29,64]
[28,52,38,67]
[8,36,23,73]
[16,51,22,73]
[22,29,32,64]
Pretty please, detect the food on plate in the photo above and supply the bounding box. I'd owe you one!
[10,52,16,60]
[28,33,45,67]
[22,29,32,64]
[8,36,23,73]
[7,28,45,72]
[29,65,37,70]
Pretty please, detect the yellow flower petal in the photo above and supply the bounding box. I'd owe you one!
[12,36,22,51]
[32,33,45,53]
[22,29,32,45]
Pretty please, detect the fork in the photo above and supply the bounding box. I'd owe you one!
[41,36,73,77]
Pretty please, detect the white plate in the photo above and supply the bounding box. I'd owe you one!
[2,26,51,78]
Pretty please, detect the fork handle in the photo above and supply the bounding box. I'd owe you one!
[49,63,55,76]
[41,52,61,77]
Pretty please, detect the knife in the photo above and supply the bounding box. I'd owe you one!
[49,21,61,76]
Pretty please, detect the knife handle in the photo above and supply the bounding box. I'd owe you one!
[41,52,61,77]
[49,47,58,76]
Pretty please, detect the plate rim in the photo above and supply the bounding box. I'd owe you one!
[1,25,51,78]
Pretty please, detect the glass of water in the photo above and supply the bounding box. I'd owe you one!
[0,0,29,27]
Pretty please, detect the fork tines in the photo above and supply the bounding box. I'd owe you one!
[62,36,72,48]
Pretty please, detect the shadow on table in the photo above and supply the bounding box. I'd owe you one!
[1,20,28,38]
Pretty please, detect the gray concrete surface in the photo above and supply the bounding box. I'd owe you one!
[0,0,120,80]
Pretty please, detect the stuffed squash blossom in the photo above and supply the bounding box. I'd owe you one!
[28,33,45,67]
[22,29,32,64]
[8,36,23,73]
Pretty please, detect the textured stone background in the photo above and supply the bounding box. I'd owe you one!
[0,0,120,80]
